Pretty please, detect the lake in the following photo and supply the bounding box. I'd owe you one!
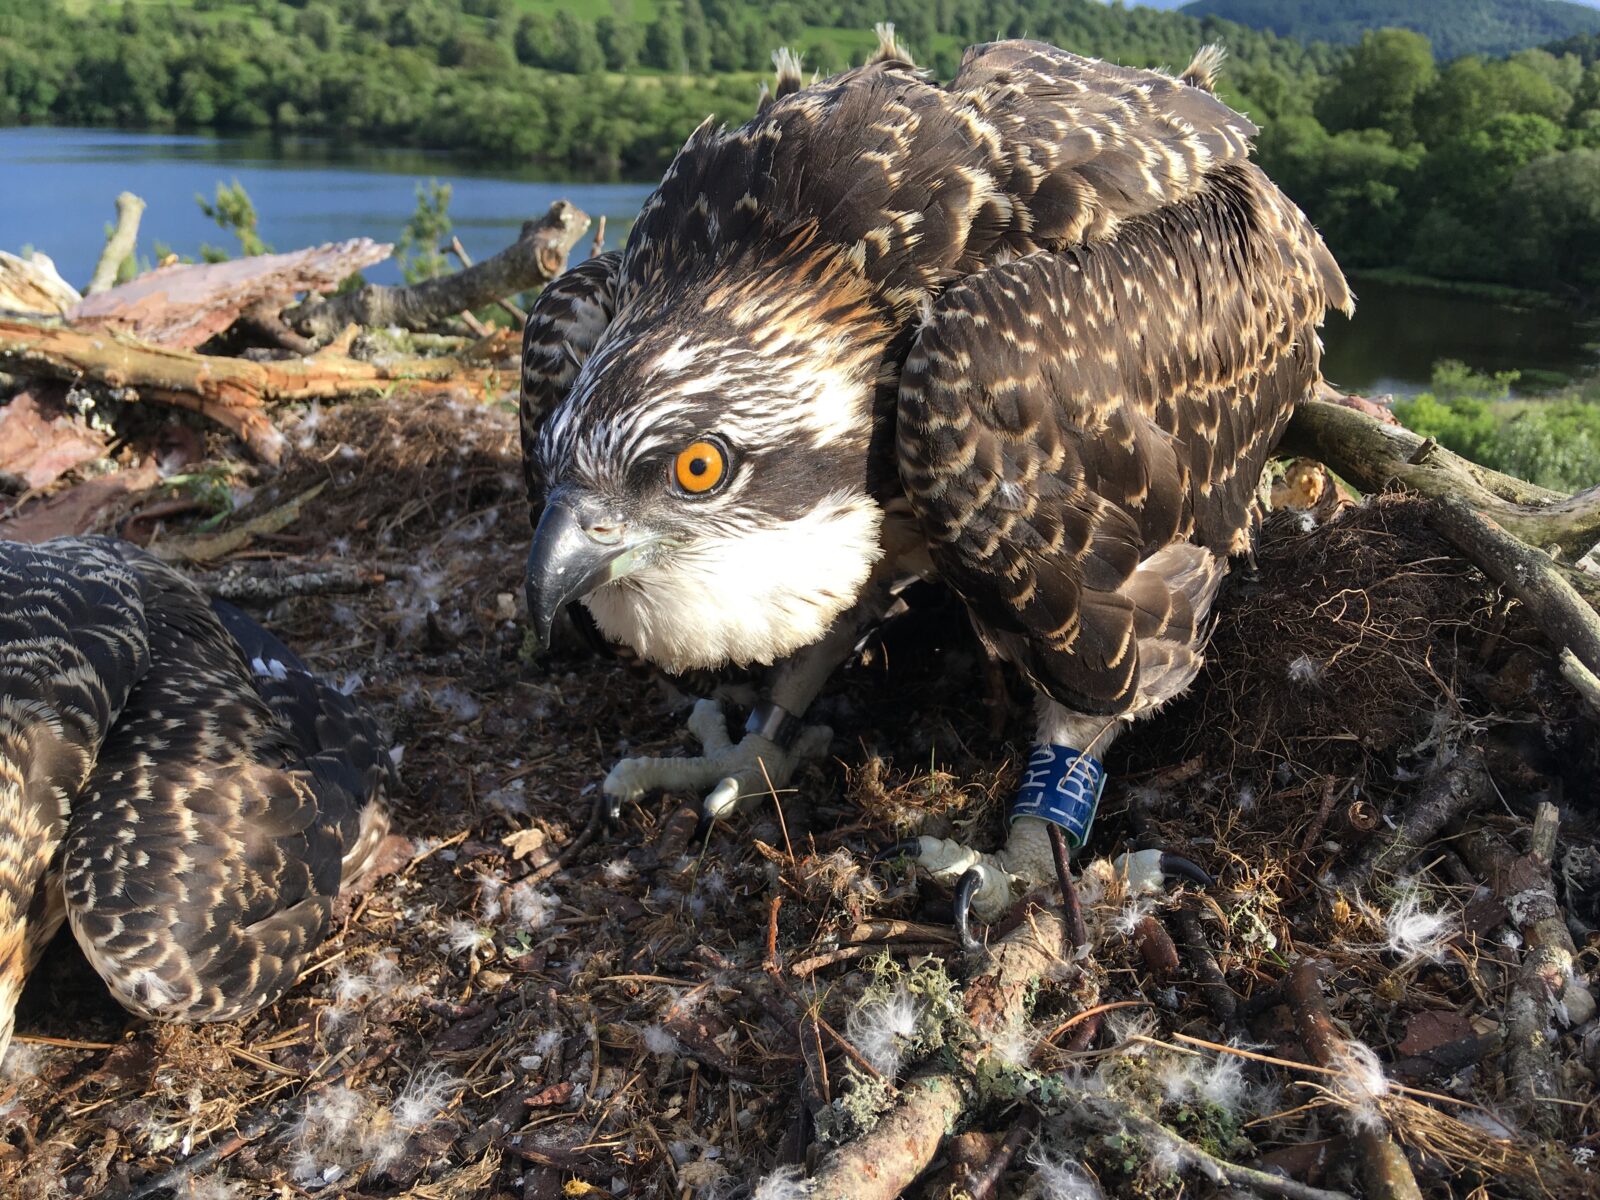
[3,126,1596,396]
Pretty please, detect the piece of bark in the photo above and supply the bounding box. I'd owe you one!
[0,251,81,315]
[73,240,392,349]
[0,390,107,488]
[286,202,589,342]
[0,318,509,464]
[0,464,161,542]
[86,192,146,296]
[1282,398,1600,559]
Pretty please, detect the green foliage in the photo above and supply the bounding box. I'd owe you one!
[398,179,454,284]
[7,0,1600,303]
[1187,0,1600,61]
[196,179,268,259]
[1395,360,1600,490]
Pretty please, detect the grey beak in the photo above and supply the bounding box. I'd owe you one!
[524,494,630,652]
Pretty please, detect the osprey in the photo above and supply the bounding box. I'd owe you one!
[0,537,393,1061]
[522,36,1350,929]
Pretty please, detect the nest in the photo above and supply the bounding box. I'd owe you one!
[3,396,1595,1199]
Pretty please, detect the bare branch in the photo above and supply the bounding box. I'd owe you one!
[286,201,588,343]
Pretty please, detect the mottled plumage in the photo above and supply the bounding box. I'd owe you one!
[520,38,1351,911]
[0,537,393,1055]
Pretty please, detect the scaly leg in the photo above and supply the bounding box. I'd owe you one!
[603,580,894,820]
[889,697,1210,936]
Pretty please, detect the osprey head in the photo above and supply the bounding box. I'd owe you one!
[525,247,897,673]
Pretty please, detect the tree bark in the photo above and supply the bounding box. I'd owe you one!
[285,201,589,342]
[87,192,146,296]
[806,903,1070,1200]
[1281,399,1600,559]
[0,318,509,464]
[1426,496,1600,679]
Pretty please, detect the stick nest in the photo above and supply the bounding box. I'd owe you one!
[4,396,1596,1200]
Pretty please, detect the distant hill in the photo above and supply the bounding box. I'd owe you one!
[1180,0,1600,59]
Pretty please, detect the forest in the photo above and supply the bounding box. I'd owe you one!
[4,0,1600,303]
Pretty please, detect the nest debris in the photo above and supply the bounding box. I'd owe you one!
[0,395,1594,1200]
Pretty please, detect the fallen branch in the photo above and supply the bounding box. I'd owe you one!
[1287,962,1423,1200]
[1334,744,1493,892]
[73,239,392,348]
[0,318,513,464]
[87,192,146,296]
[1459,805,1594,1138]
[1282,398,1600,559]
[286,201,588,343]
[1427,496,1600,679]
[806,903,1070,1200]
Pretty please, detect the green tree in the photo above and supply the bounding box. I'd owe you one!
[1315,29,1436,147]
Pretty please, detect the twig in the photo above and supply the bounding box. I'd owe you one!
[1072,1094,1357,1200]
[518,792,604,885]
[1334,744,1492,892]
[964,1107,1039,1200]
[1559,646,1600,720]
[1169,899,1238,1029]
[196,560,395,603]
[87,192,146,296]
[762,895,883,1082]
[1286,962,1423,1200]
[588,214,607,260]
[286,202,587,342]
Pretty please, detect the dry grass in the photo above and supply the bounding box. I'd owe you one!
[2,395,1595,1199]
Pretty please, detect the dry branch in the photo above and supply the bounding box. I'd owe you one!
[1427,496,1600,678]
[72,239,392,348]
[1287,962,1424,1200]
[806,903,1070,1200]
[0,318,512,464]
[1282,398,1600,559]
[87,192,146,296]
[1460,806,1594,1137]
[286,201,589,342]
[1334,745,1493,891]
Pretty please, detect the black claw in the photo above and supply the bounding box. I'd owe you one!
[952,868,983,952]
[690,812,715,845]
[1159,853,1214,889]
[872,838,923,865]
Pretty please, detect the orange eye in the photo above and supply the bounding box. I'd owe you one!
[673,439,728,495]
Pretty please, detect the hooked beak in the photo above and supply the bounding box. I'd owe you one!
[524,490,646,652]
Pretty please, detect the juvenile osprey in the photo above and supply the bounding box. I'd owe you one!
[522,36,1351,925]
[0,537,393,1060]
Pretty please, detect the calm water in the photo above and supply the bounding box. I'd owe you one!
[3,127,1596,395]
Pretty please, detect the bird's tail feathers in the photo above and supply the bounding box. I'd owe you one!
[1181,44,1227,94]
[867,22,914,67]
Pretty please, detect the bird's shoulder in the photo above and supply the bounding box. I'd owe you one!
[620,39,1261,313]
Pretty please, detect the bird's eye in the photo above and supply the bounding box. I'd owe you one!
[673,438,729,495]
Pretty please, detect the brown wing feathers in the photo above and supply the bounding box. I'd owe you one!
[898,160,1347,713]
[0,538,392,1036]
